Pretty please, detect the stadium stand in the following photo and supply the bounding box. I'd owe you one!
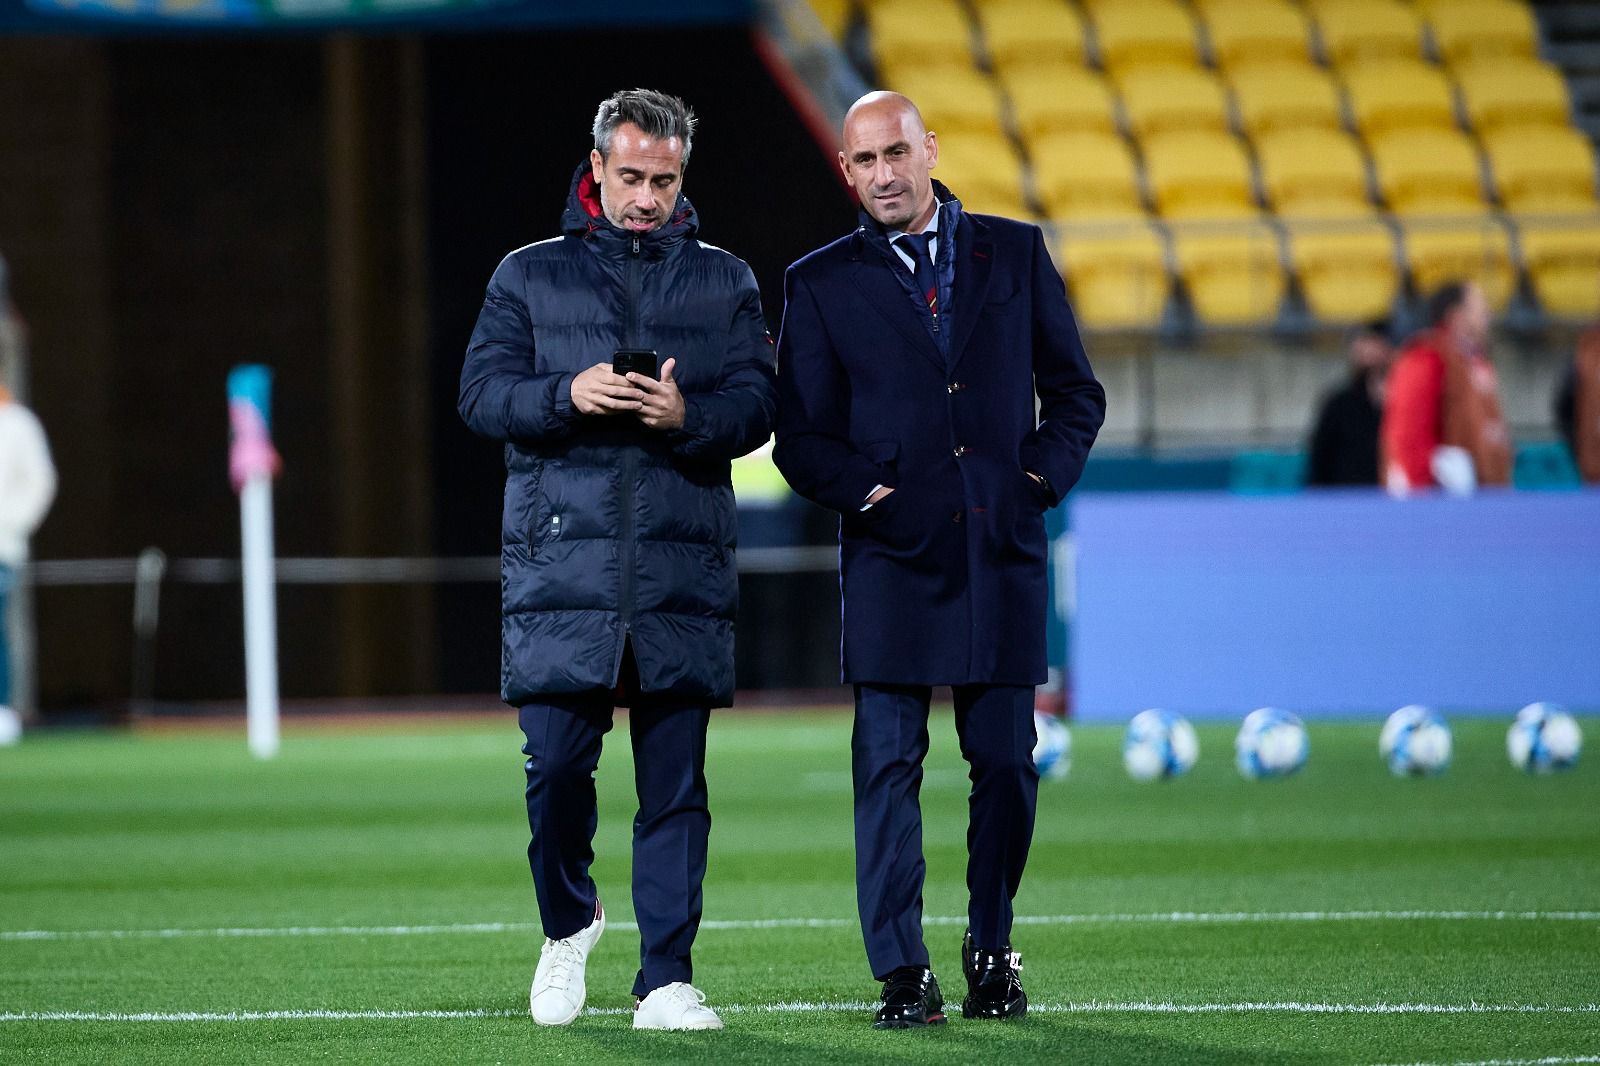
[1140,129,1257,220]
[1167,219,1288,326]
[1031,130,1144,219]
[1281,217,1401,322]
[1308,0,1426,66]
[837,0,1600,327]
[1483,124,1598,212]
[886,65,1005,135]
[1197,0,1314,71]
[1255,127,1373,217]
[1088,0,1202,74]
[1053,220,1173,330]
[1227,62,1345,138]
[1342,59,1458,137]
[930,127,1031,217]
[1002,66,1118,140]
[1116,63,1231,138]
[1454,57,1573,135]
[866,0,974,75]
[974,0,1088,74]
[1368,127,1487,215]
[1419,0,1540,66]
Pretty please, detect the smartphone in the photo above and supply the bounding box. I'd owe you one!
[612,348,658,380]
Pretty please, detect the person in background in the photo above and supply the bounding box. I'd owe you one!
[0,254,58,744]
[1555,325,1600,483]
[1380,281,1511,496]
[1307,319,1393,486]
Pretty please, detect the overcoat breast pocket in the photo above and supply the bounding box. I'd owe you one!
[983,282,1022,310]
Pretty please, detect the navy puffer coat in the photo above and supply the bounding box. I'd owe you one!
[459,163,777,708]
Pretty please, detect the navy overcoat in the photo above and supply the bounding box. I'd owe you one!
[773,187,1105,685]
[459,163,777,708]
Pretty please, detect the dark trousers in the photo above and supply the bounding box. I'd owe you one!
[518,693,711,998]
[852,683,1039,980]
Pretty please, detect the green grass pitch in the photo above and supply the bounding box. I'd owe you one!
[2,710,1597,1064]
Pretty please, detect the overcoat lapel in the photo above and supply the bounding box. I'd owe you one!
[946,213,994,372]
[848,234,947,372]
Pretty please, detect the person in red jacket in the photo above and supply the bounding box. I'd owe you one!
[1380,281,1512,495]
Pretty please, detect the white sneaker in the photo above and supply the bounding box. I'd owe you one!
[529,901,604,1025]
[633,982,724,1031]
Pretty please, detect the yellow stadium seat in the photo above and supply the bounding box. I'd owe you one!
[1255,128,1374,217]
[1369,128,1487,215]
[1168,217,1287,326]
[1398,216,1516,312]
[1514,214,1600,318]
[1228,62,1344,138]
[1281,215,1401,322]
[1310,0,1423,66]
[974,0,1088,74]
[1032,130,1145,219]
[1090,0,1201,73]
[1483,126,1599,214]
[1003,66,1118,140]
[934,131,1029,217]
[1454,58,1572,136]
[1142,129,1260,219]
[1054,216,1172,329]
[1200,0,1313,70]
[888,67,1006,137]
[868,0,975,75]
[1342,59,1458,138]
[1116,64,1231,139]
[1424,0,1539,68]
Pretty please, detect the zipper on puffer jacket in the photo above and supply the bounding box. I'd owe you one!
[615,234,642,679]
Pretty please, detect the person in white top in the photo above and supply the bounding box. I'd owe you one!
[0,255,58,744]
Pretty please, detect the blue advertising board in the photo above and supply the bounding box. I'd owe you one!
[1071,489,1600,720]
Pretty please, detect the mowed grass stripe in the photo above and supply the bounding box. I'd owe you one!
[3,713,1596,1064]
[8,909,1600,942]
[7,1001,1600,1023]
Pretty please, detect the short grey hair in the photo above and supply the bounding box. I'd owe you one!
[592,89,696,165]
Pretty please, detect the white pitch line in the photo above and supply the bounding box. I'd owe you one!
[1373,1057,1600,1066]
[3,1002,1598,1024]
[5,910,1598,943]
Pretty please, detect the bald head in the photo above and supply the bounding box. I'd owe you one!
[843,91,926,137]
[839,91,939,232]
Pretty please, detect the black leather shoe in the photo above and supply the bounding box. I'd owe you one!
[872,966,947,1029]
[961,930,1027,1019]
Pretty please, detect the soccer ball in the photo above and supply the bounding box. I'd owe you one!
[1235,707,1308,779]
[1380,705,1452,776]
[1507,703,1583,773]
[1123,709,1199,781]
[1032,711,1071,779]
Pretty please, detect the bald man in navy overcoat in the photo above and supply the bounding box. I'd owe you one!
[773,92,1105,1029]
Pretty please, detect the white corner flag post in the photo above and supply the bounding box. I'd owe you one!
[228,366,282,760]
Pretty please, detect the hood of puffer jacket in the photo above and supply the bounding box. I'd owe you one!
[559,160,700,258]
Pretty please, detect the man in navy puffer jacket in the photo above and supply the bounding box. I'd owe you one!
[459,89,776,1032]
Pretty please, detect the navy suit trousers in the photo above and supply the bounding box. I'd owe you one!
[517,695,710,998]
[852,683,1039,979]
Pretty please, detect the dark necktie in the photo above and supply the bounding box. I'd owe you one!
[894,232,938,317]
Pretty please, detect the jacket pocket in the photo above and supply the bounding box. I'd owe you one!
[862,439,900,471]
